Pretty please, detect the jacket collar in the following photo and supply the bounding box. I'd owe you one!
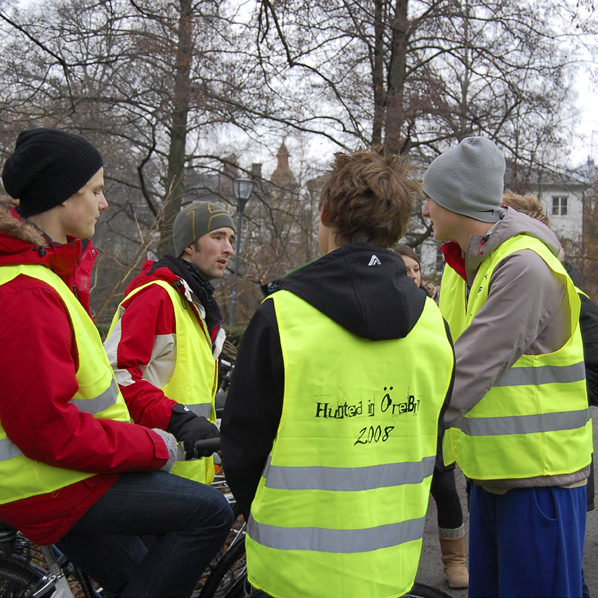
[0,199,84,286]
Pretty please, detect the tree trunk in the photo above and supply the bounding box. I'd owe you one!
[372,0,386,146]
[158,0,193,257]
[384,0,408,155]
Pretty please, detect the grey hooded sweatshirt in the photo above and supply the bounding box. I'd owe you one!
[444,206,590,490]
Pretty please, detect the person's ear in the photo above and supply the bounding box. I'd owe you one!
[320,208,330,227]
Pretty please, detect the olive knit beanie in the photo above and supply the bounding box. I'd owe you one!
[422,137,506,223]
[173,202,235,257]
[2,128,103,218]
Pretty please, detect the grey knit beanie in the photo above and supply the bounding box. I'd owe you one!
[173,202,235,257]
[2,128,103,218]
[422,137,506,223]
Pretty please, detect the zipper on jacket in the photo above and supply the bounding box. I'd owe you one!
[478,235,489,256]
[173,280,189,310]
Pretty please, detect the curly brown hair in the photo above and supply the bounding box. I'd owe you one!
[502,190,551,227]
[319,146,421,248]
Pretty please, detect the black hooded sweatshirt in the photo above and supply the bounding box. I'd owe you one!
[220,242,454,515]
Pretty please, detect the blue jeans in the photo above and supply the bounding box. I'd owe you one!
[56,471,233,598]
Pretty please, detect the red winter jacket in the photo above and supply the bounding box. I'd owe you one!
[104,258,223,430]
[105,260,182,429]
[0,201,170,544]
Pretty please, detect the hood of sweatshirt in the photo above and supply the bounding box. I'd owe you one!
[264,242,428,341]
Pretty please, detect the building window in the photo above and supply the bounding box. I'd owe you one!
[435,247,445,272]
[552,196,568,216]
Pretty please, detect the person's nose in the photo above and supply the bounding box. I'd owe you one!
[422,199,430,218]
[224,239,234,255]
[99,193,108,211]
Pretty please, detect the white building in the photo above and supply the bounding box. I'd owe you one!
[412,161,595,280]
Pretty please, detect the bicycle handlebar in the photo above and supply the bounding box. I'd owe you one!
[193,437,221,459]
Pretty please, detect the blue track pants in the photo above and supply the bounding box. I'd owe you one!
[469,484,586,598]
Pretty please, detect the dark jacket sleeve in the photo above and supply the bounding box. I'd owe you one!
[579,293,598,406]
[220,300,284,517]
[435,318,456,472]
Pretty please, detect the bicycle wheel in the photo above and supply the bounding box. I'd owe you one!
[68,563,102,598]
[405,582,453,598]
[0,552,46,597]
[199,537,250,598]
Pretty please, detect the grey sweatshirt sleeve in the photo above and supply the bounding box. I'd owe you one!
[444,249,570,427]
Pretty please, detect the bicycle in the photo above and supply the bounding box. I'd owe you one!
[0,432,236,598]
[194,503,248,598]
[186,437,248,598]
[0,440,451,598]
[0,439,238,598]
[0,518,451,598]
[0,521,100,597]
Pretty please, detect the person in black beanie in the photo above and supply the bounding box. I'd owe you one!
[3,128,104,219]
[0,128,233,597]
[104,201,236,486]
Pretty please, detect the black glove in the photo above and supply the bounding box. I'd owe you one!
[167,404,219,459]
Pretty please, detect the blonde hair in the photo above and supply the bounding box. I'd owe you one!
[502,190,551,227]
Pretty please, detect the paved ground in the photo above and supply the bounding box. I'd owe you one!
[414,406,598,597]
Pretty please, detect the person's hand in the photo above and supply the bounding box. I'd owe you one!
[151,429,184,472]
[167,404,219,459]
[179,416,219,458]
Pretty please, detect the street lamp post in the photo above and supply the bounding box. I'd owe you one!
[229,176,256,327]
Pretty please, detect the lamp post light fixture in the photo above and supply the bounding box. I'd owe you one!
[229,176,256,326]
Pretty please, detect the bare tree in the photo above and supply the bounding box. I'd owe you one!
[0,0,596,320]
[256,0,587,170]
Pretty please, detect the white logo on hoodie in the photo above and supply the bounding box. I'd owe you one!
[368,255,382,266]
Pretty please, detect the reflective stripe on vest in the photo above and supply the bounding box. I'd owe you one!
[441,235,592,480]
[248,516,426,553]
[494,362,585,387]
[0,376,122,462]
[0,264,131,504]
[109,279,217,484]
[247,291,454,598]
[70,377,120,413]
[261,454,437,491]
[455,408,591,437]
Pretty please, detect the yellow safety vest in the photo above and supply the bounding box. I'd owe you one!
[0,264,131,504]
[110,280,217,484]
[246,290,454,598]
[438,260,468,341]
[440,235,592,480]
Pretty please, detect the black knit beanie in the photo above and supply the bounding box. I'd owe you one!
[2,128,103,218]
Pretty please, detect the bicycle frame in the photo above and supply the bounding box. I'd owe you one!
[32,546,75,598]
